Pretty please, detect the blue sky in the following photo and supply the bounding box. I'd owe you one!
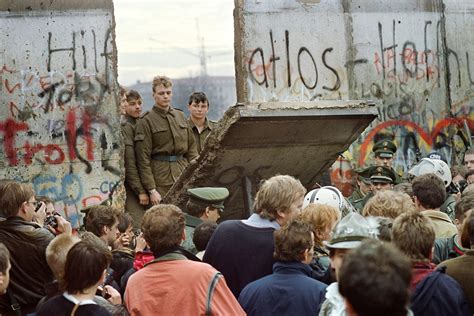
[114,0,235,86]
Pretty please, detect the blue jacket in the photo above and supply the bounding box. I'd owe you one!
[411,266,472,316]
[238,261,327,316]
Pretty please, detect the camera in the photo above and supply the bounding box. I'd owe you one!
[44,214,59,229]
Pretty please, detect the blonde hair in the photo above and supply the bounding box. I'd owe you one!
[300,204,340,247]
[363,190,415,219]
[46,234,81,280]
[152,75,172,92]
[253,175,306,221]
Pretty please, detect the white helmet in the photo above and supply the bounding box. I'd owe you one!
[408,158,452,187]
[303,185,357,214]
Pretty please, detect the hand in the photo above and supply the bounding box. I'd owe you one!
[149,190,161,205]
[138,193,150,205]
[104,285,122,305]
[33,202,47,226]
[134,233,147,252]
[55,215,72,235]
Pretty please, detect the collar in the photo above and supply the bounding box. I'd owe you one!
[184,213,203,228]
[145,251,188,267]
[242,213,280,229]
[63,292,96,305]
[273,261,313,276]
[324,282,346,315]
[121,114,137,125]
[188,117,212,131]
[465,249,474,256]
[153,105,174,117]
[421,210,453,223]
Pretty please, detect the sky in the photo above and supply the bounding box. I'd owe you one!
[113,0,235,86]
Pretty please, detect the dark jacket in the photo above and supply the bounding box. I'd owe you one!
[433,234,466,264]
[411,266,472,316]
[238,261,327,316]
[0,217,54,314]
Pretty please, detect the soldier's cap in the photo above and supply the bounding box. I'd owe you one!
[369,166,396,184]
[354,166,372,185]
[187,187,230,211]
[325,213,378,249]
[373,140,397,158]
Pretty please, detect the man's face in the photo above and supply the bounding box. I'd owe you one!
[205,207,221,223]
[125,98,143,118]
[374,155,393,168]
[357,179,372,195]
[279,194,304,226]
[372,182,392,193]
[153,84,172,109]
[0,262,11,294]
[23,197,37,222]
[331,248,349,280]
[464,154,474,171]
[188,101,209,121]
[104,220,120,246]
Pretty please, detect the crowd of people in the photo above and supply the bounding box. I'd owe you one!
[0,75,473,315]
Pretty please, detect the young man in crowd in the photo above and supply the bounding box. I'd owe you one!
[392,211,471,315]
[125,204,244,315]
[339,239,412,316]
[134,76,198,204]
[319,213,377,316]
[433,192,474,263]
[369,165,396,193]
[203,175,306,298]
[463,148,474,172]
[84,205,120,248]
[348,166,373,212]
[239,218,327,315]
[182,187,229,254]
[0,181,70,314]
[187,91,216,153]
[372,139,402,184]
[121,89,149,228]
[412,173,457,238]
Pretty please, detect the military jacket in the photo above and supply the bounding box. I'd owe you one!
[187,117,216,153]
[134,106,199,190]
[121,115,145,195]
[349,190,373,213]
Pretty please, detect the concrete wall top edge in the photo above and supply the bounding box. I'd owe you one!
[0,0,113,12]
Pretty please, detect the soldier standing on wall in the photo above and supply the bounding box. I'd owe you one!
[372,139,403,184]
[187,92,216,154]
[121,90,149,228]
[134,76,199,205]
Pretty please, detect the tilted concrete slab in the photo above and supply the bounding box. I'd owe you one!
[164,101,377,220]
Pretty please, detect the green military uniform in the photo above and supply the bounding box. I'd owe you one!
[373,140,403,185]
[369,165,397,184]
[440,194,456,222]
[121,114,147,228]
[188,118,216,153]
[182,187,229,254]
[135,106,199,197]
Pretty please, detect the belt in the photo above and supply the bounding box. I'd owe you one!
[151,154,184,162]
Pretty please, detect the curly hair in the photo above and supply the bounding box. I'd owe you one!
[363,190,415,219]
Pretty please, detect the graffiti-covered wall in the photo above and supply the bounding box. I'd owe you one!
[235,0,474,195]
[0,1,122,227]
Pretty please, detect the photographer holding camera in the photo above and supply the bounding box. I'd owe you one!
[0,181,71,315]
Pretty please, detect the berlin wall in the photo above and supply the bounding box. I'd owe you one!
[235,0,474,194]
[0,1,122,227]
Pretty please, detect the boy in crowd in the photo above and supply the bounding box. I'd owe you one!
[392,211,471,315]
[121,90,149,228]
[339,239,412,316]
[84,205,120,248]
[239,218,327,315]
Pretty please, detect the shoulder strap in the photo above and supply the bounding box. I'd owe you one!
[6,288,21,316]
[205,272,222,316]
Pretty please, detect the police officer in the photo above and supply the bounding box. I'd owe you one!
[121,90,149,228]
[182,187,229,254]
[348,166,373,213]
[370,166,396,193]
[135,76,199,205]
[372,140,402,184]
[187,92,216,153]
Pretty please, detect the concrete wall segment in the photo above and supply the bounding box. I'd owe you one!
[0,0,122,227]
